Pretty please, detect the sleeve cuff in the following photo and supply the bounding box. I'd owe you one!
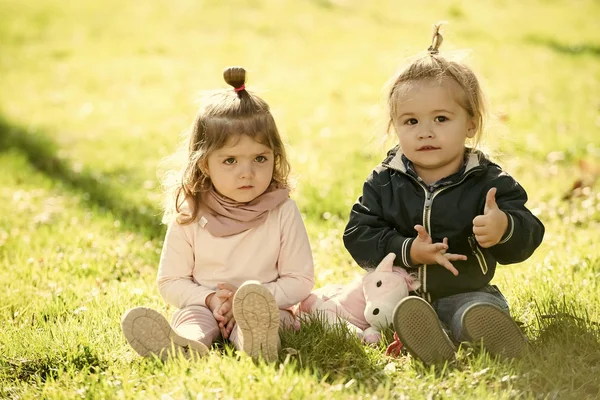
[388,236,417,268]
[497,212,514,245]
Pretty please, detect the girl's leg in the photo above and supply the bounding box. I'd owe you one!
[121,306,209,360]
[228,281,280,362]
[229,309,293,347]
[170,305,221,348]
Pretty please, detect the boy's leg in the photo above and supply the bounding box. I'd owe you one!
[462,303,527,358]
[230,281,280,362]
[393,296,456,364]
[121,306,210,361]
[433,285,526,358]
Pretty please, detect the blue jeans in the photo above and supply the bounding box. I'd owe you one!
[432,285,511,343]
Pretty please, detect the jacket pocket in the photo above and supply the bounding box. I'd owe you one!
[468,235,488,275]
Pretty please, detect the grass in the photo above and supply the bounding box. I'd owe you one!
[1,0,600,398]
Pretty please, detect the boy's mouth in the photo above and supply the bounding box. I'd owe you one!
[417,145,440,151]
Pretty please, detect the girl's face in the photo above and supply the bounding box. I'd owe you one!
[205,134,274,203]
[393,78,476,185]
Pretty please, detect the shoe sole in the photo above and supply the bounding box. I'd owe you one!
[121,307,208,361]
[233,281,280,363]
[393,296,456,364]
[462,303,527,359]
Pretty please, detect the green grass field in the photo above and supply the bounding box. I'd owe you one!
[1,0,599,398]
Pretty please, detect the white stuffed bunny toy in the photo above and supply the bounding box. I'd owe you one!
[299,253,420,343]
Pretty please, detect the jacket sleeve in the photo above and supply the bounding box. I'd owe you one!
[487,172,545,264]
[262,200,315,309]
[156,221,215,309]
[343,169,417,270]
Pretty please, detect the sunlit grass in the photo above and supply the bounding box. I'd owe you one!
[1,0,599,398]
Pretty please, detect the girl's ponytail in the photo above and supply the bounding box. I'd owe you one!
[223,66,247,96]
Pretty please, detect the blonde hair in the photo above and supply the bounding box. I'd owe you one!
[387,22,487,148]
[164,66,290,225]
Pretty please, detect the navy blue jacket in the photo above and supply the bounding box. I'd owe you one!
[343,147,545,301]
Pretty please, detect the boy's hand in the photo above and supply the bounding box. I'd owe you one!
[410,225,465,276]
[473,188,508,248]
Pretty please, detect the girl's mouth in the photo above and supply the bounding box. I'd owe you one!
[418,145,440,151]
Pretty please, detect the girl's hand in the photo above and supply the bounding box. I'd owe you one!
[206,288,232,314]
[410,225,465,276]
[472,188,508,248]
[214,283,238,338]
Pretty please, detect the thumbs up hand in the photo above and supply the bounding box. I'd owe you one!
[472,187,509,248]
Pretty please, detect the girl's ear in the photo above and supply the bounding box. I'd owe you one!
[466,118,477,138]
[198,159,209,176]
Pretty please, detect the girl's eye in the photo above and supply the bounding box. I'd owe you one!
[223,158,236,165]
[435,116,448,122]
[406,118,418,125]
[255,155,268,163]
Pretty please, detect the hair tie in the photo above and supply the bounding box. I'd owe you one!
[427,21,446,55]
[427,45,439,55]
[234,84,246,93]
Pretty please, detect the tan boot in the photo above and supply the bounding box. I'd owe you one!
[232,281,280,362]
[121,307,208,361]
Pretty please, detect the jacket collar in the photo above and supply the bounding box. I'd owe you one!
[383,146,489,180]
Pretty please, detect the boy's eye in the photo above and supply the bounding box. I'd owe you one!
[405,118,418,125]
[223,158,236,165]
[434,116,448,122]
[255,155,268,163]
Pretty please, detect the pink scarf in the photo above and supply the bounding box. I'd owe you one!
[198,185,290,237]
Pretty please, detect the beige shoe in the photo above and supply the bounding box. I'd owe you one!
[393,296,456,364]
[462,303,527,359]
[233,281,280,362]
[121,307,208,361]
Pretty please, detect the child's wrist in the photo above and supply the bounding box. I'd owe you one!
[205,293,215,309]
[409,243,422,265]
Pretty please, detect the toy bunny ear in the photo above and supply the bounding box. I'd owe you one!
[375,253,396,273]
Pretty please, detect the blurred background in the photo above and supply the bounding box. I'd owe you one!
[1,1,599,398]
[1,0,599,289]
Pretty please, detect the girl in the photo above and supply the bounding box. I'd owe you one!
[343,24,545,364]
[121,67,314,363]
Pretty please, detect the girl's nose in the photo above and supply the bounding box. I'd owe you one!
[239,163,254,178]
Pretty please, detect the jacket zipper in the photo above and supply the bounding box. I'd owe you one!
[468,235,489,274]
[394,167,484,297]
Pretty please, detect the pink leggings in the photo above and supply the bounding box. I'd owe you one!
[170,305,296,349]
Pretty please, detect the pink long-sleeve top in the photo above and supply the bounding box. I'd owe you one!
[156,198,315,310]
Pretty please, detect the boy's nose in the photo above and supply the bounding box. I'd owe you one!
[418,126,435,139]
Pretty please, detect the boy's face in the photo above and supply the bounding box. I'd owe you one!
[393,78,476,185]
[206,134,274,203]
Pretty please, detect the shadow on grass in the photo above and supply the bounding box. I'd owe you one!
[0,116,164,239]
[511,298,600,399]
[0,343,107,400]
[526,35,600,57]
[279,313,389,388]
